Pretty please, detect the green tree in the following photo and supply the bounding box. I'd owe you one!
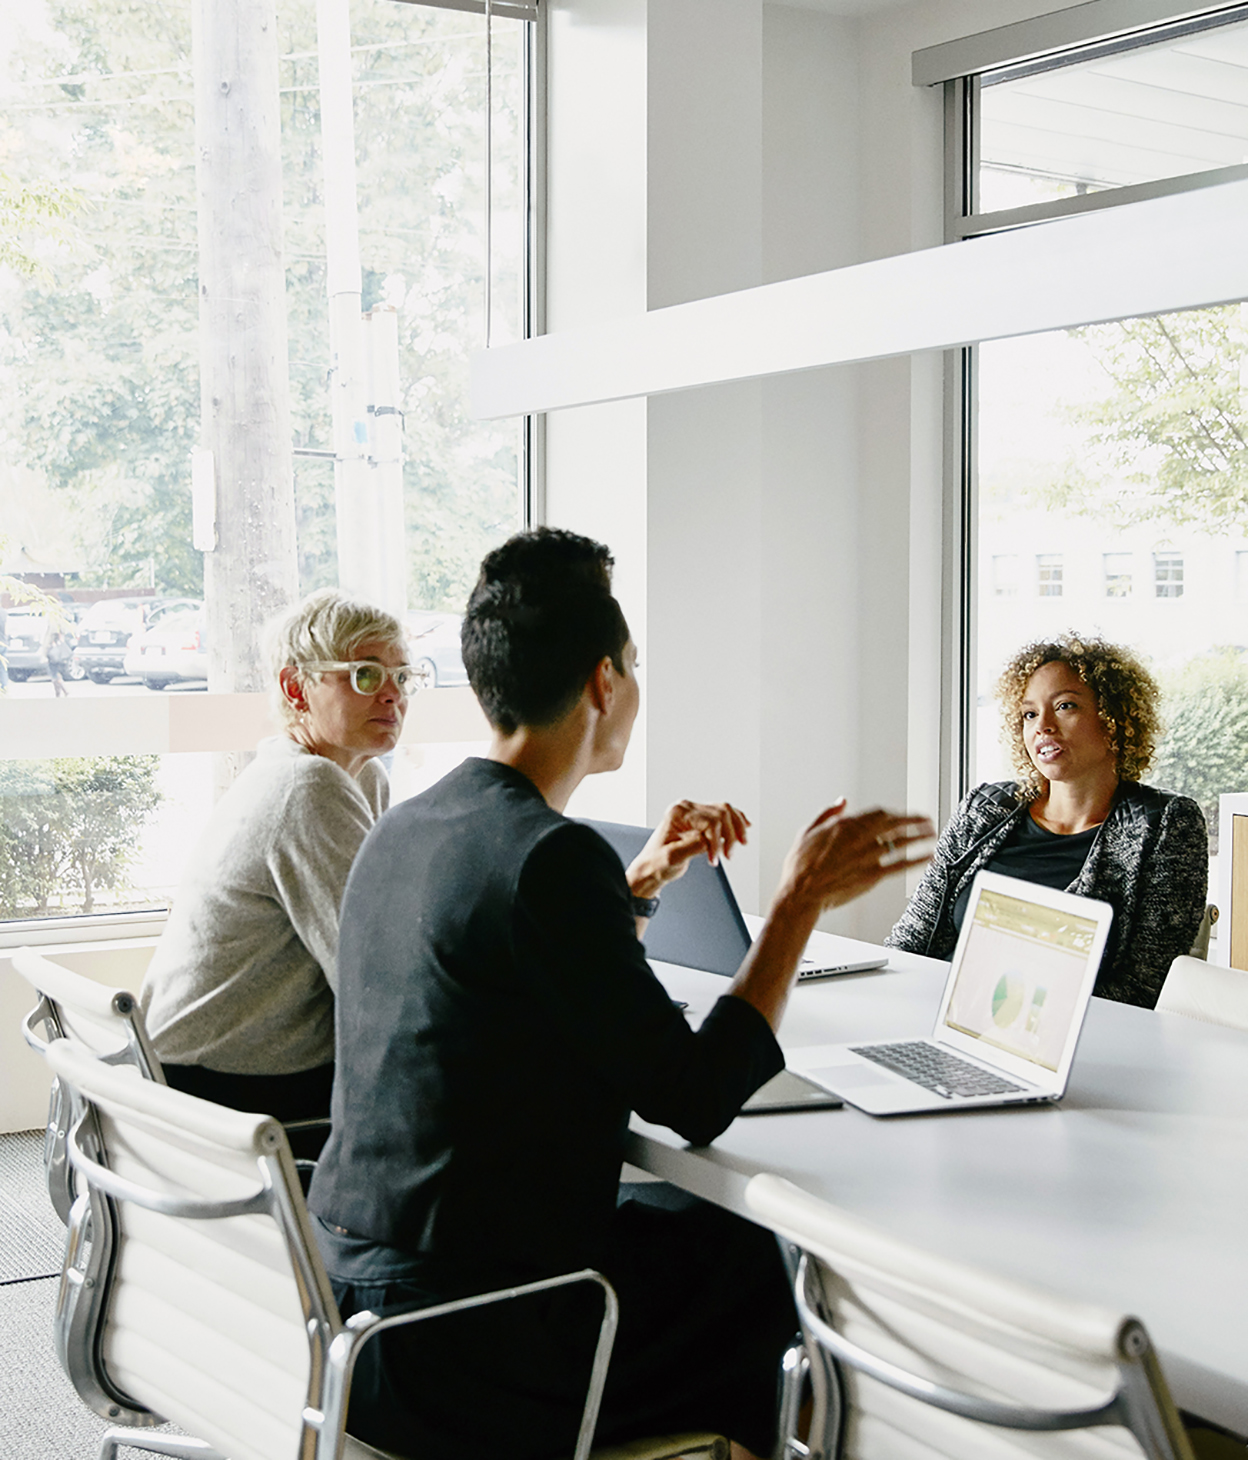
[1152,648,1248,853]
[1039,306,1248,534]
[0,755,162,916]
[0,174,80,279]
[0,1,201,596]
[1,0,523,611]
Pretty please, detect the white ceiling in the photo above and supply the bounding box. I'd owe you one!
[981,17,1248,194]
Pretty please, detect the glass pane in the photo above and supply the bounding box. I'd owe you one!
[0,0,530,924]
[979,17,1248,212]
[975,302,1248,898]
[281,0,527,619]
[0,754,212,921]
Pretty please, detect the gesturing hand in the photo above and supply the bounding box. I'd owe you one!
[626,800,751,900]
[779,800,935,914]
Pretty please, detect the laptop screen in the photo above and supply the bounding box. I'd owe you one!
[941,885,1102,1074]
[579,820,751,977]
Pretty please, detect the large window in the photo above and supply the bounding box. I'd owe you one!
[0,0,538,928]
[949,6,1248,879]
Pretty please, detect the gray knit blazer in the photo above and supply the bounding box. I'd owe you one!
[885,781,1208,1009]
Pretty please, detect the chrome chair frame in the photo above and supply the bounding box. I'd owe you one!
[49,1036,620,1460]
[749,1174,1194,1460]
[791,1251,1189,1458]
[15,945,164,1223]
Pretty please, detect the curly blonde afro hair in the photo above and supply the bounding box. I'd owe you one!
[995,633,1161,800]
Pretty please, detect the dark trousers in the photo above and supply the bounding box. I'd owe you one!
[325,1188,797,1460]
[161,1061,333,1160]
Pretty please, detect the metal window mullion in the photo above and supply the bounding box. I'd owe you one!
[943,73,980,810]
[955,160,1248,242]
[521,1,546,528]
[955,345,978,805]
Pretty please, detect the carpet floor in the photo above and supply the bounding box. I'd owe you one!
[0,1129,179,1459]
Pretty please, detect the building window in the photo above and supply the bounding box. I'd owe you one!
[1037,555,1063,598]
[0,0,538,930]
[992,555,1021,597]
[1154,553,1184,599]
[1103,553,1132,598]
[942,3,1248,812]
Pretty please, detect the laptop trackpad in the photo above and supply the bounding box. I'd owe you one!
[807,1063,897,1092]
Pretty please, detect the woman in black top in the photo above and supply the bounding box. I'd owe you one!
[887,633,1208,1008]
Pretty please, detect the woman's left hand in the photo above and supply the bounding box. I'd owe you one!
[626,800,751,900]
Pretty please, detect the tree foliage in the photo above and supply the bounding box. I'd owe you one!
[0,0,201,596]
[1152,648,1248,853]
[1,0,522,611]
[0,755,162,916]
[1040,307,1248,535]
[0,173,81,279]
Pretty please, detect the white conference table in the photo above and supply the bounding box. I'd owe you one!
[627,929,1248,1435]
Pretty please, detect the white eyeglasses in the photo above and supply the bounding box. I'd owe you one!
[305,661,421,696]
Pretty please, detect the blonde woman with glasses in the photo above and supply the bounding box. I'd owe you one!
[141,589,415,1138]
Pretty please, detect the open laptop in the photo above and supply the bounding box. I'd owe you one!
[797,871,1113,1115]
[582,819,886,980]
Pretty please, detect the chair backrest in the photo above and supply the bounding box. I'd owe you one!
[745,1174,1194,1460]
[1157,955,1248,1033]
[12,946,165,1222]
[13,945,164,1073]
[44,1036,342,1460]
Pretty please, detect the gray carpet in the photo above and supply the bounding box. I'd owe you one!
[0,1131,180,1458]
[0,1130,63,1284]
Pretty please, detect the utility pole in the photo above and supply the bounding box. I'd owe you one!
[193,0,297,721]
[317,0,407,618]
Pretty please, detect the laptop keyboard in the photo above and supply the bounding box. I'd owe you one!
[850,1042,1025,1099]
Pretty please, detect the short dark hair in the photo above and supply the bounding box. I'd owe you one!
[462,528,631,734]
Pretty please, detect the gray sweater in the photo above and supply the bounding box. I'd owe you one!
[141,736,388,1074]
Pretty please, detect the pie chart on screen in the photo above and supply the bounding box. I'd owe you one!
[992,974,1024,1028]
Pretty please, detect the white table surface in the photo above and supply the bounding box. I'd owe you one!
[627,928,1248,1434]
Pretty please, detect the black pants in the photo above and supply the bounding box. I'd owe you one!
[325,1189,797,1460]
[161,1062,333,1160]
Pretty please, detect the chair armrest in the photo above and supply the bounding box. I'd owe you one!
[316,1268,619,1460]
[793,1252,1133,1435]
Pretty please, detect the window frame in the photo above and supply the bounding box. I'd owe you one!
[939,0,1247,803]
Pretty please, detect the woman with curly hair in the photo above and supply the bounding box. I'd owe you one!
[887,633,1208,1007]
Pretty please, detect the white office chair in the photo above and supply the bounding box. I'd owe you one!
[746,1173,1195,1460]
[43,1036,726,1460]
[1157,955,1248,1034]
[13,945,165,1223]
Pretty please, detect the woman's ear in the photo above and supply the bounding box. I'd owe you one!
[278,664,306,712]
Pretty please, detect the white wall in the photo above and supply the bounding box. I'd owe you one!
[545,0,1093,935]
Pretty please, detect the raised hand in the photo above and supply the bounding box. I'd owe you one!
[779,801,935,913]
[626,800,751,900]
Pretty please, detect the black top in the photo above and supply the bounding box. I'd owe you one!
[308,758,783,1288]
[888,780,1208,1008]
[950,812,1100,936]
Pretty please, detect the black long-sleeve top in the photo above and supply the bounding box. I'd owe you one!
[308,758,783,1285]
[885,779,1207,1009]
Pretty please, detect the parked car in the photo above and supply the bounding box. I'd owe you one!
[2,607,85,682]
[124,609,208,690]
[404,610,468,689]
[72,597,200,684]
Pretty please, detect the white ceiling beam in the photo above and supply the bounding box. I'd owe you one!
[471,174,1248,420]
